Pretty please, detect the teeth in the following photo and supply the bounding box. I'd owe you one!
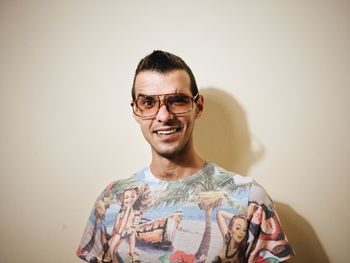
[157,129,178,135]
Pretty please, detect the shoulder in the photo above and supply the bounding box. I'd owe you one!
[205,161,254,186]
[248,180,274,208]
[205,162,275,202]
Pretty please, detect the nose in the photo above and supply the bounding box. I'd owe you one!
[155,101,174,122]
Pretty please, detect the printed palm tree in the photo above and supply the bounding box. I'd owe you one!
[152,163,249,260]
[106,175,140,200]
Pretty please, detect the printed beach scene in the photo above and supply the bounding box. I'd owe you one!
[109,219,223,262]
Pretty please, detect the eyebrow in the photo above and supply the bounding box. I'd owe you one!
[137,92,188,97]
[137,93,155,97]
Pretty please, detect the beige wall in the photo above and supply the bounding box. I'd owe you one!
[1,1,349,262]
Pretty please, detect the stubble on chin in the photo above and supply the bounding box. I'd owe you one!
[152,145,183,159]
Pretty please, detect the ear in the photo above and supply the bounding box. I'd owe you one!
[195,95,204,118]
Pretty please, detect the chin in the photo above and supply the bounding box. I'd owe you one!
[154,146,184,159]
[157,151,180,159]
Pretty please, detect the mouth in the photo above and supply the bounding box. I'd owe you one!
[154,128,181,135]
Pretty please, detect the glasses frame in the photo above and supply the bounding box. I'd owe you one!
[131,92,199,119]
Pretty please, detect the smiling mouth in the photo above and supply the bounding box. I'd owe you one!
[155,128,180,135]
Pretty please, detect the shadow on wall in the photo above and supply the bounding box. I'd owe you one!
[194,87,330,263]
[275,203,331,263]
[194,87,264,176]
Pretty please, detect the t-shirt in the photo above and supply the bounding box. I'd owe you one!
[77,162,294,263]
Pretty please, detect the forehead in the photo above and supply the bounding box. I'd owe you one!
[134,70,191,96]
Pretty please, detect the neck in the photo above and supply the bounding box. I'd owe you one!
[150,146,204,181]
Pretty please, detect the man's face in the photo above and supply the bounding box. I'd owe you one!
[133,70,203,159]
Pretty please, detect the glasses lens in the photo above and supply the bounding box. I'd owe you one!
[134,95,158,117]
[166,94,193,114]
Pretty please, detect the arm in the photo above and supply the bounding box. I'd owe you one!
[247,182,295,262]
[216,210,233,237]
[112,212,122,235]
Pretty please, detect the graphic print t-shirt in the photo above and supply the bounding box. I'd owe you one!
[77,162,294,263]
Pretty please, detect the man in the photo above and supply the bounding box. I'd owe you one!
[77,50,294,263]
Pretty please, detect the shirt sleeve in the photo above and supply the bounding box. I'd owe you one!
[76,182,115,262]
[246,181,295,262]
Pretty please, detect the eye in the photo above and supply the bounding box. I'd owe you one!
[167,95,191,106]
[138,96,157,108]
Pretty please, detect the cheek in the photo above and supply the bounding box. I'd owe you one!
[180,116,195,129]
[139,121,152,136]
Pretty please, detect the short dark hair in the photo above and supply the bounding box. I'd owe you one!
[131,50,198,100]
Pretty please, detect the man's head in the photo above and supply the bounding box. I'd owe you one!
[131,50,204,159]
[131,50,198,100]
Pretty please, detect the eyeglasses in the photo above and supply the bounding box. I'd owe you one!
[131,93,199,119]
